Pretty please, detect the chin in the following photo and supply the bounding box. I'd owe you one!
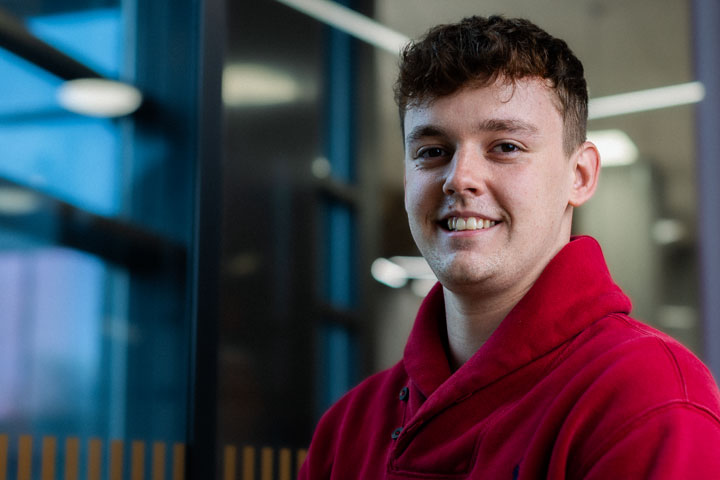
[434,264,494,289]
[431,250,505,285]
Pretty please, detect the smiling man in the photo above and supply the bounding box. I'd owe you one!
[300,16,720,479]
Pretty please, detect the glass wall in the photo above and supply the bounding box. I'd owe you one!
[0,0,205,476]
[217,0,377,460]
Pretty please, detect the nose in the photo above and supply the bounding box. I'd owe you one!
[442,147,484,196]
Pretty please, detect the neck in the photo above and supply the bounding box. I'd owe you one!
[443,284,530,370]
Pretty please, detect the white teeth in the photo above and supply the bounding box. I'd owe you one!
[446,216,497,231]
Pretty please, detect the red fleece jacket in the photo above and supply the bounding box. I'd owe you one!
[300,236,720,479]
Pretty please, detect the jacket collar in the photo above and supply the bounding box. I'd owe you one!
[403,236,632,400]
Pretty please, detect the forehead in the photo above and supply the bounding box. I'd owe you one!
[403,78,563,141]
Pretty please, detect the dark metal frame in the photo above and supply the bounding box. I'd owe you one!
[187,0,225,476]
[0,6,103,79]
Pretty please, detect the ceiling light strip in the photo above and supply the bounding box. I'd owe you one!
[277,0,705,120]
[589,81,705,119]
[276,0,409,54]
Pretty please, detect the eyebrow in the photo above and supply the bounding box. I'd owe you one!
[405,118,540,144]
[405,125,447,144]
[477,118,539,135]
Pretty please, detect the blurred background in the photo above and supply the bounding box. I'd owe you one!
[1,0,719,478]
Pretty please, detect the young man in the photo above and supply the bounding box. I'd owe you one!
[300,16,720,479]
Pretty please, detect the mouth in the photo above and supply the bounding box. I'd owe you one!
[441,216,499,232]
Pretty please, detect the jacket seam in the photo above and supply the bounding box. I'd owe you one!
[610,313,689,400]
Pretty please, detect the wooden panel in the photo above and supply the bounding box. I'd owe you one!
[0,434,310,480]
[0,434,8,480]
[87,438,102,480]
[110,440,124,480]
[131,441,145,480]
[223,445,236,480]
[278,449,291,480]
[18,435,32,480]
[242,446,255,480]
[172,444,185,480]
[41,436,56,480]
[152,442,166,480]
[64,438,80,480]
[260,448,272,480]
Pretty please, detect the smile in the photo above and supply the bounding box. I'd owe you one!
[446,216,498,231]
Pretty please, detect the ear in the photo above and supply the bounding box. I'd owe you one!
[568,141,600,207]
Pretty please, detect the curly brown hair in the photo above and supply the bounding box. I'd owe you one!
[394,15,588,155]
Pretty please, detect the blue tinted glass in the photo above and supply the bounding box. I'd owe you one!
[27,8,122,78]
[0,247,108,436]
[325,203,356,309]
[0,244,189,476]
[0,49,60,115]
[0,118,119,215]
[318,324,356,412]
[0,8,123,216]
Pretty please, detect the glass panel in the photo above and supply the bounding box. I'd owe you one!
[0,239,189,477]
[317,324,357,414]
[324,202,356,310]
[0,0,196,475]
[27,8,122,78]
[0,7,123,216]
[0,119,120,215]
[0,48,59,115]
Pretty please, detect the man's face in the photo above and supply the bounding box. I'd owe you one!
[403,78,579,295]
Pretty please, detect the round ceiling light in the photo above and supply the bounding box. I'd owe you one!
[57,78,143,118]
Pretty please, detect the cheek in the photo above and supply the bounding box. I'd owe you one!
[404,176,430,209]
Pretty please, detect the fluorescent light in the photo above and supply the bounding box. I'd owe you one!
[587,129,638,167]
[57,79,142,117]
[411,278,437,298]
[657,304,696,329]
[371,255,437,290]
[589,81,705,120]
[223,64,303,107]
[311,157,331,179]
[371,257,408,288]
[388,256,436,280]
[276,0,409,54]
[0,187,41,215]
[277,0,704,121]
[652,218,687,245]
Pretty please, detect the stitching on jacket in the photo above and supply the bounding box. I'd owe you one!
[611,313,689,400]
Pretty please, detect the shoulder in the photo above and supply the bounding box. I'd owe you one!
[579,313,720,406]
[557,313,720,476]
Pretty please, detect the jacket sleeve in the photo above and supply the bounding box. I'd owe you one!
[297,406,341,480]
[581,402,720,478]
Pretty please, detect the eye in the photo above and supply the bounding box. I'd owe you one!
[491,143,522,153]
[417,146,448,159]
